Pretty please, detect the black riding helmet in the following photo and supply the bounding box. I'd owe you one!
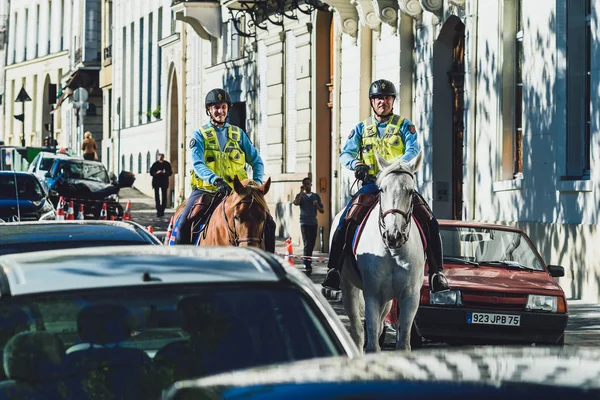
[369,79,396,99]
[205,88,232,126]
[205,88,232,107]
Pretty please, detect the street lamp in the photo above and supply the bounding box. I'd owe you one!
[14,86,32,147]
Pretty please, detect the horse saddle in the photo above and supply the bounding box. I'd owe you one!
[187,193,221,236]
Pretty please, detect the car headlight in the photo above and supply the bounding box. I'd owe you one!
[430,290,462,306]
[526,295,558,312]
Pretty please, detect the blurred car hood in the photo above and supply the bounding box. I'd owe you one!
[165,347,600,398]
[53,178,119,200]
[443,265,562,292]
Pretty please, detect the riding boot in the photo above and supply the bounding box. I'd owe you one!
[264,216,276,253]
[426,217,450,293]
[322,227,347,291]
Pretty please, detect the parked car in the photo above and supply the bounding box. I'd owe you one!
[411,220,568,347]
[27,151,75,183]
[0,246,358,399]
[164,347,600,400]
[44,158,135,219]
[0,220,161,255]
[0,171,56,222]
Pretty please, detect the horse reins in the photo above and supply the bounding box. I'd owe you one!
[221,194,267,247]
[378,170,415,249]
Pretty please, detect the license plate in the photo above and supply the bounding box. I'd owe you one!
[467,312,520,326]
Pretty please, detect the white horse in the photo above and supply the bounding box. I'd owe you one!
[331,152,425,353]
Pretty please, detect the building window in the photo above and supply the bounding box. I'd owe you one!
[566,0,591,178]
[35,5,40,58]
[24,8,29,61]
[121,155,125,172]
[500,0,523,181]
[106,147,110,173]
[48,0,52,54]
[138,153,142,173]
[146,151,151,173]
[129,154,133,172]
[285,31,297,173]
[157,8,163,108]
[147,12,153,123]
[139,17,144,125]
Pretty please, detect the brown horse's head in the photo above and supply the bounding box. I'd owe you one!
[219,175,271,248]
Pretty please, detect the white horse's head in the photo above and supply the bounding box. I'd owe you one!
[376,152,422,248]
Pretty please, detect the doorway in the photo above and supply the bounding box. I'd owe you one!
[432,16,465,220]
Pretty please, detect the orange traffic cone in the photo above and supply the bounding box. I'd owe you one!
[122,200,132,221]
[147,225,154,234]
[76,204,85,220]
[66,200,75,220]
[284,237,294,266]
[99,203,108,220]
[55,197,65,220]
[164,216,174,245]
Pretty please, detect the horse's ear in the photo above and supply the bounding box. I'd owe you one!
[376,153,390,171]
[233,175,244,194]
[260,177,271,195]
[409,151,423,173]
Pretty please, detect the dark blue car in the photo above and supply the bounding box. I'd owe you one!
[0,172,56,222]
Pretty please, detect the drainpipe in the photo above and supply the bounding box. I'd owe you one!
[179,24,187,204]
[469,0,479,220]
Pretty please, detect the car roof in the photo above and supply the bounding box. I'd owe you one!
[438,219,522,232]
[168,346,600,396]
[0,245,284,296]
[0,171,37,177]
[0,220,159,246]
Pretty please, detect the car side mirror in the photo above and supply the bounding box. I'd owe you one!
[548,265,564,278]
[110,173,117,184]
[48,190,59,198]
[45,171,52,178]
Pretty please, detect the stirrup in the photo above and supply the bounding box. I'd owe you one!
[429,272,450,293]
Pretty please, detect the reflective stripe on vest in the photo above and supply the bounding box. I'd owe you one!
[360,114,405,176]
[190,124,248,191]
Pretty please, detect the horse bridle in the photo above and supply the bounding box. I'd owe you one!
[378,170,415,249]
[221,194,267,247]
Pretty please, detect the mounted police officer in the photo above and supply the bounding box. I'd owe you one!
[322,79,449,293]
[174,88,275,251]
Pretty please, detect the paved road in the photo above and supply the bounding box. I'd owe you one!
[120,187,600,348]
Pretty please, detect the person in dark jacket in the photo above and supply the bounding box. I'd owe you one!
[150,153,172,217]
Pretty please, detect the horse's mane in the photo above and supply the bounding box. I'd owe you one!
[227,179,270,213]
[376,158,413,187]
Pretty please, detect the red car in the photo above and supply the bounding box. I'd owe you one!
[412,220,568,347]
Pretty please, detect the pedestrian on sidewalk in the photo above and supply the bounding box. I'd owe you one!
[82,131,98,161]
[293,177,324,276]
[150,153,172,217]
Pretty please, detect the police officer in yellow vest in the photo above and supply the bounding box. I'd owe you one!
[175,88,275,250]
[322,79,449,293]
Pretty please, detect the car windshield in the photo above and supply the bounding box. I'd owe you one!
[0,284,340,389]
[440,226,545,271]
[0,175,45,201]
[58,161,109,183]
[39,157,56,171]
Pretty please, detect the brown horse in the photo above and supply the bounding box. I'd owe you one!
[170,176,271,249]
